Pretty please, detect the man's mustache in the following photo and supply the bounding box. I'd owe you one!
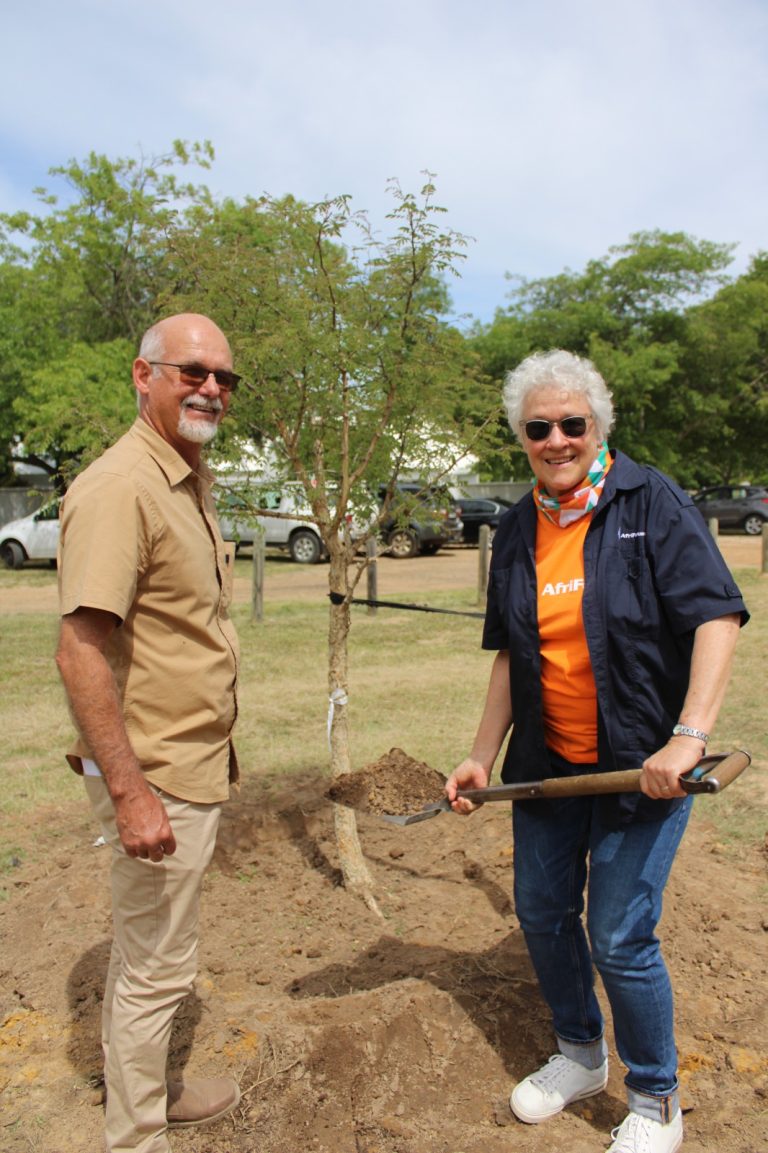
[181,397,224,414]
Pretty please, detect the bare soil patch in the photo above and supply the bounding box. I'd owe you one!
[2,768,767,1153]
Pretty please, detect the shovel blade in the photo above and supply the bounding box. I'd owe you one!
[379,797,452,826]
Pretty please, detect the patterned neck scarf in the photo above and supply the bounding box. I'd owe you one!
[533,445,612,528]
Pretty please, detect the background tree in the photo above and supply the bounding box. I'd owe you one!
[14,340,137,489]
[168,181,499,910]
[0,141,214,485]
[676,253,768,485]
[0,258,65,483]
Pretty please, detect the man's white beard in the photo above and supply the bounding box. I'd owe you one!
[178,405,221,444]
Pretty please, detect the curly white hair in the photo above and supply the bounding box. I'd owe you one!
[502,350,615,443]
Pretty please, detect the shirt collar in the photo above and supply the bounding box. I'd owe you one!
[602,450,647,496]
[129,418,213,487]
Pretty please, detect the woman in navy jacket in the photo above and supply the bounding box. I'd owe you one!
[446,350,747,1153]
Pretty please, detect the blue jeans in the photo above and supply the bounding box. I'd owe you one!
[512,782,691,1123]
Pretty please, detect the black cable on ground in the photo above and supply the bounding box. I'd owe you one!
[328,590,485,619]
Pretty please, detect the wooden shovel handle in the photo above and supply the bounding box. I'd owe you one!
[454,750,752,804]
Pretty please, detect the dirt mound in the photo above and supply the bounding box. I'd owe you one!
[327,748,448,815]
[1,770,767,1153]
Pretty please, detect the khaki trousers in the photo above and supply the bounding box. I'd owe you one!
[85,777,221,1153]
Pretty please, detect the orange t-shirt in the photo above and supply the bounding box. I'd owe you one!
[535,512,597,763]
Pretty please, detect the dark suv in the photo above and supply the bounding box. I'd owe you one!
[377,483,463,558]
[692,484,768,536]
[454,497,514,544]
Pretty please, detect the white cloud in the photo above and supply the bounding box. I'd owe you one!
[2,0,766,320]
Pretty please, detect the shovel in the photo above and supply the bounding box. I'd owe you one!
[378,749,752,826]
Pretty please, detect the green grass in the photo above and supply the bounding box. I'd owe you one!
[2,563,765,865]
[2,611,70,810]
[230,589,495,783]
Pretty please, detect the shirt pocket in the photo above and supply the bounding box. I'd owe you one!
[611,539,651,635]
[482,566,513,647]
[488,565,512,605]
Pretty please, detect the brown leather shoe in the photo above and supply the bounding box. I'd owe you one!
[166,1076,241,1128]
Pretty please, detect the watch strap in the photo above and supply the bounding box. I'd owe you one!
[672,723,709,745]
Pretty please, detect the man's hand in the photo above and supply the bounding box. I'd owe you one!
[445,758,491,815]
[114,785,177,861]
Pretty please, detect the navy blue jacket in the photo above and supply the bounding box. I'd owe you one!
[484,451,749,823]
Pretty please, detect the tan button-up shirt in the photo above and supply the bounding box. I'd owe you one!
[58,419,239,803]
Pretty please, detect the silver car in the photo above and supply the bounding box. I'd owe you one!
[216,485,327,564]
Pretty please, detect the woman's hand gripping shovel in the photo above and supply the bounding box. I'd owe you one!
[377,750,752,827]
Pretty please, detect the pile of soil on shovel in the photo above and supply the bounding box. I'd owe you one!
[326,747,448,816]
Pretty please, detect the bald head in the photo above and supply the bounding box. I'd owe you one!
[138,313,231,365]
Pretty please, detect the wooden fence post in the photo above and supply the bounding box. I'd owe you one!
[477,525,490,605]
[707,517,719,541]
[366,537,378,615]
[251,533,265,622]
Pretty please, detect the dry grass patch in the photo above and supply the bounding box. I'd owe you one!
[1,565,764,865]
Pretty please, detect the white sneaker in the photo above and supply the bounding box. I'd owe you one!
[607,1110,683,1153]
[510,1053,608,1123]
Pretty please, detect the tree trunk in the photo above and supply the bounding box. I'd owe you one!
[327,542,382,917]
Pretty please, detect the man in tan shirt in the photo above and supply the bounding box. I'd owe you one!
[56,313,241,1152]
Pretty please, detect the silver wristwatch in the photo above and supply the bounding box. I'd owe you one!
[672,723,709,745]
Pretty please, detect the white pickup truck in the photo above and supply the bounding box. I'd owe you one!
[216,484,330,564]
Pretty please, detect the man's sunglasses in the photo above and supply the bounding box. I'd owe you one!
[149,361,241,392]
[520,416,590,441]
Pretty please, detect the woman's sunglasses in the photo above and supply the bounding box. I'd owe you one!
[521,416,591,442]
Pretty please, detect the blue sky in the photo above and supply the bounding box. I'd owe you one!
[2,0,766,324]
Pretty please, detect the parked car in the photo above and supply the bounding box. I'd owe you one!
[217,484,330,564]
[377,482,463,558]
[0,500,60,568]
[691,484,768,536]
[0,485,336,569]
[454,496,514,544]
